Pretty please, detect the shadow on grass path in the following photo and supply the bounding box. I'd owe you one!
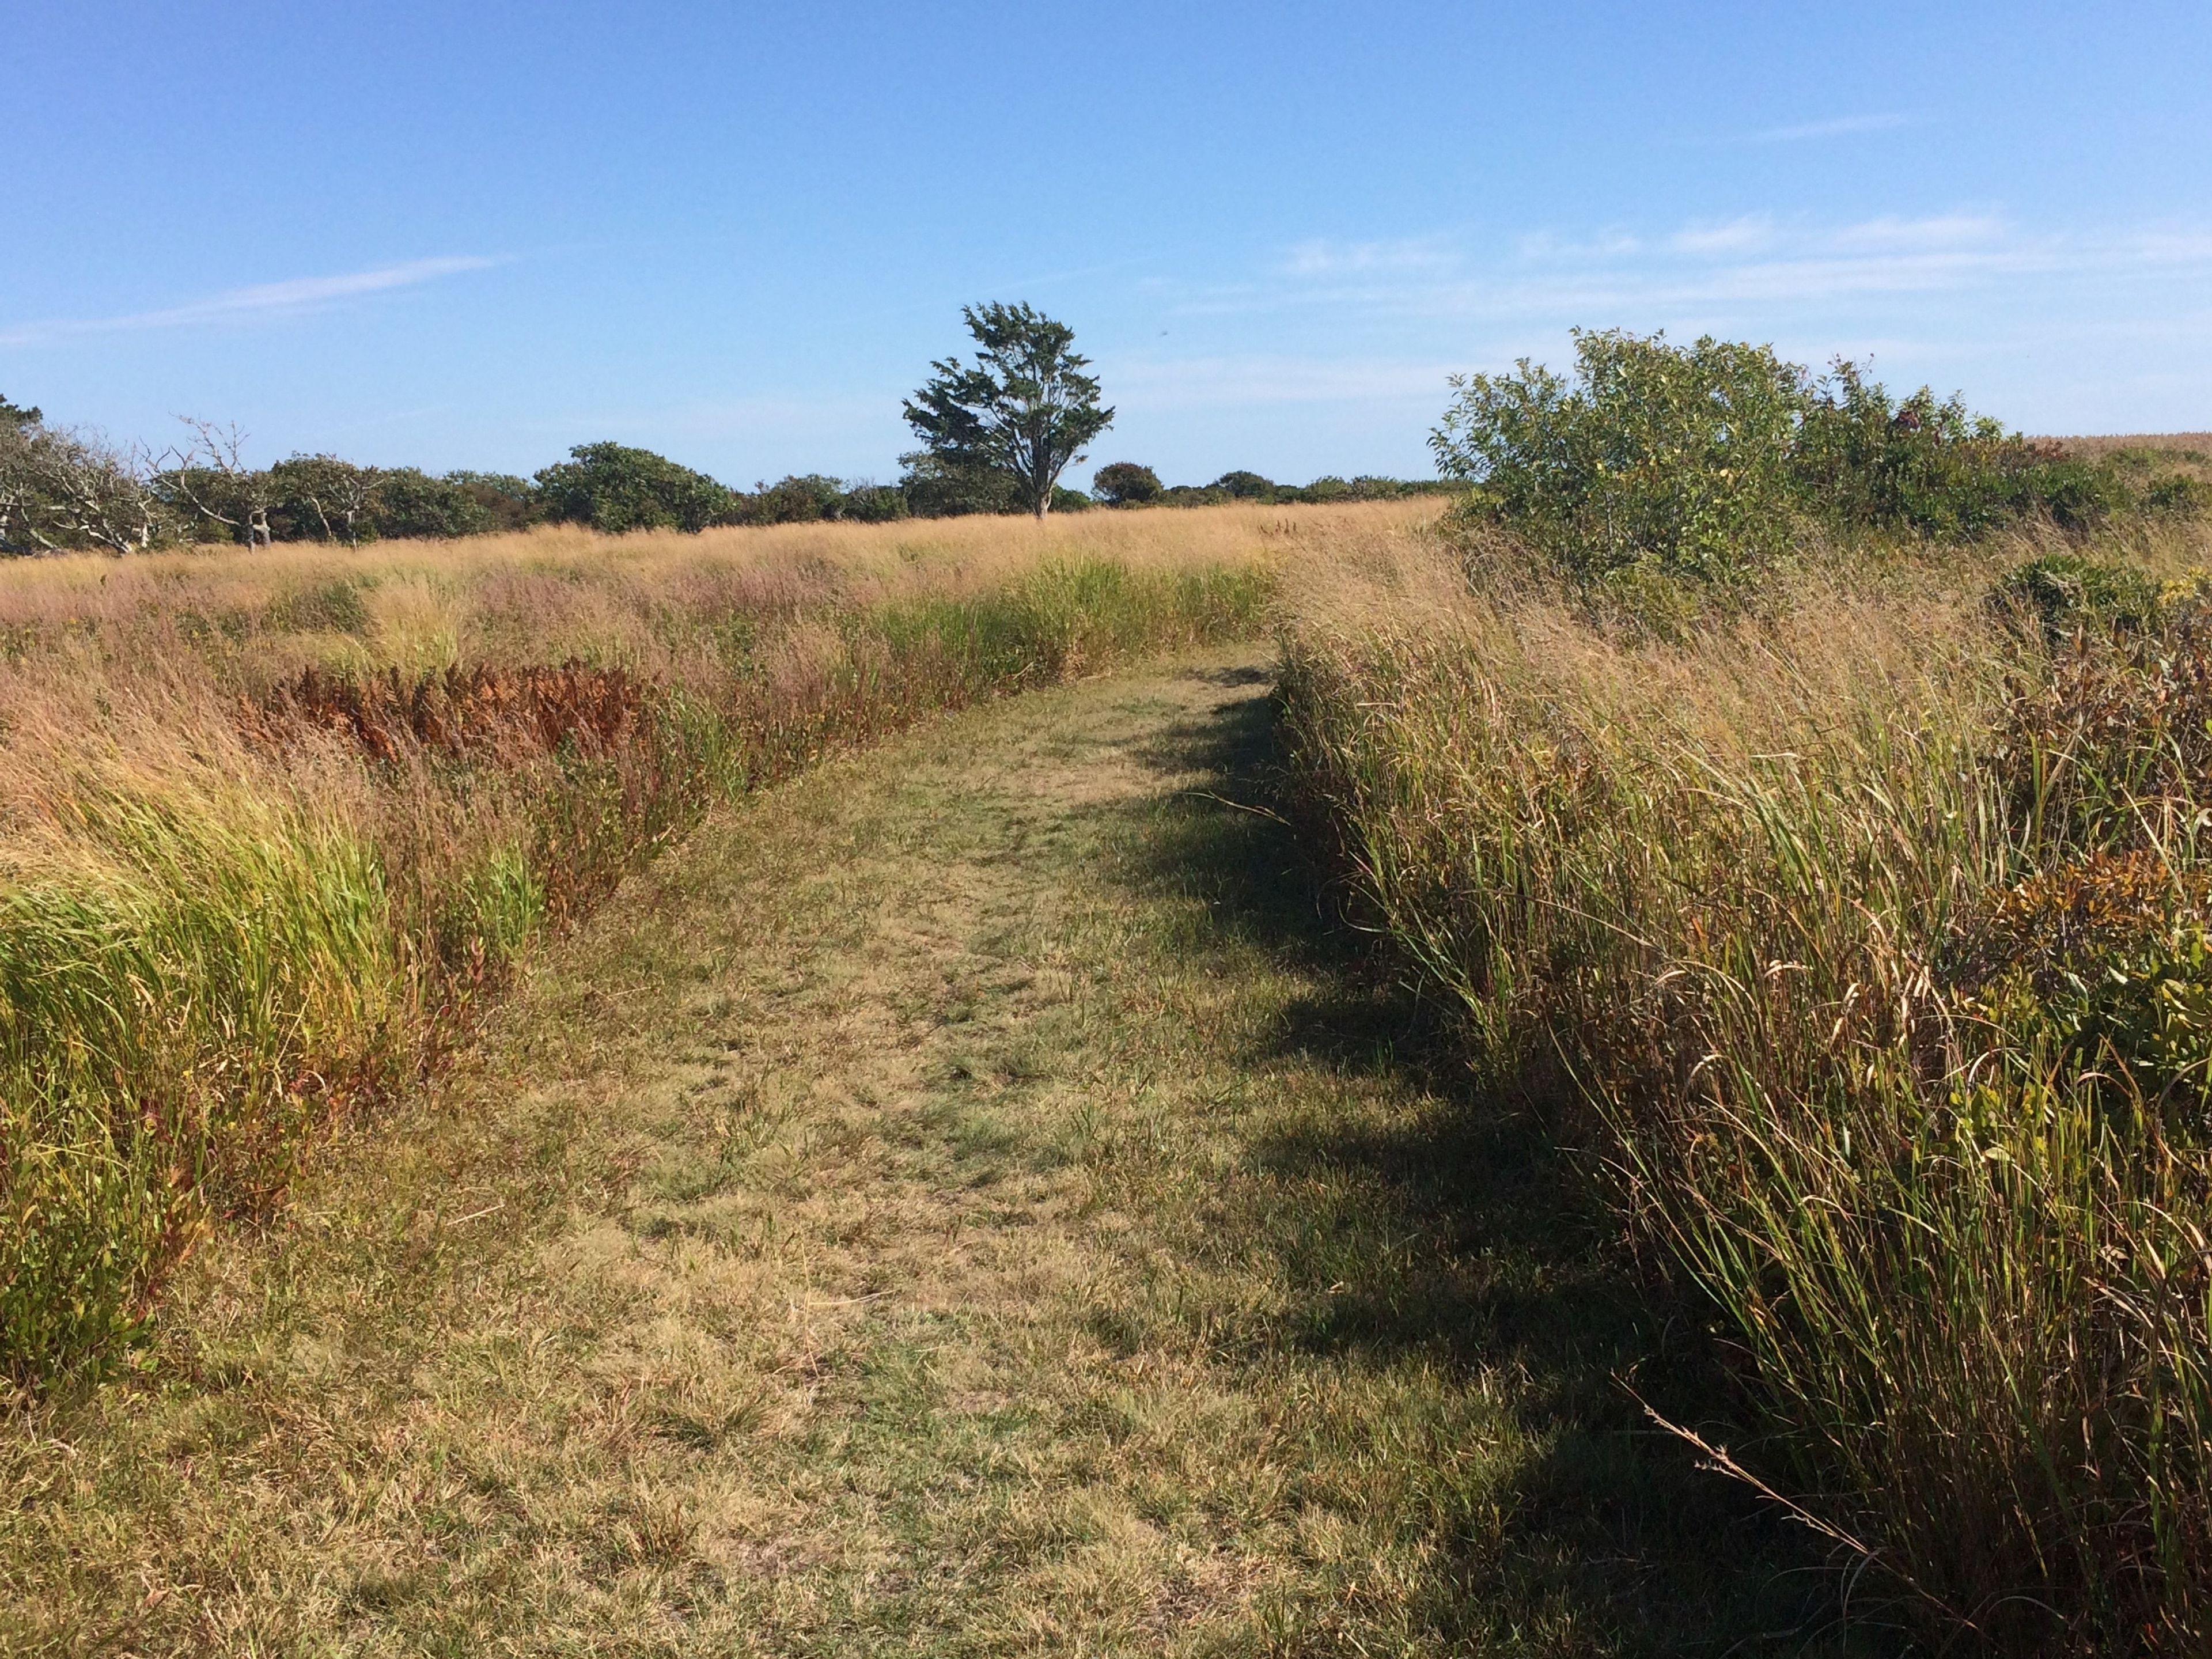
[5,649,1893,1656]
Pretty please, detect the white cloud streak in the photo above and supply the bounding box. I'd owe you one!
[1280,237,1460,278]
[0,256,499,348]
[1749,112,1916,143]
[1669,216,1778,257]
[1105,210,2212,435]
[1167,213,2212,332]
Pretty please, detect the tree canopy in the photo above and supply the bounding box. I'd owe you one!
[1092,461,1162,507]
[903,304,1111,518]
[533,442,742,534]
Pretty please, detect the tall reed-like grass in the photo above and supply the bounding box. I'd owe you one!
[0,502,1362,1385]
[1277,518,2212,1652]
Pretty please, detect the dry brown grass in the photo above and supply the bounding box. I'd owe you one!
[2047,433,2212,462]
[2,505,1414,1384]
[0,501,1434,683]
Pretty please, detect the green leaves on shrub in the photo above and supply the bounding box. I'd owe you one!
[1431,329,1806,586]
[533,442,744,535]
[1794,361,2127,538]
[1434,330,2211,592]
[1091,462,1163,506]
[1993,551,2166,642]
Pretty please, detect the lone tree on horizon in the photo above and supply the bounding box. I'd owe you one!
[904,303,1111,518]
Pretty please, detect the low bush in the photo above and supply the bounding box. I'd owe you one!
[898,450,1024,518]
[1431,329,1806,586]
[1147,474,1451,510]
[6,387,1442,551]
[1993,550,2166,641]
[1794,361,2126,539]
[533,441,743,534]
[1092,461,1162,506]
[1432,332,2211,597]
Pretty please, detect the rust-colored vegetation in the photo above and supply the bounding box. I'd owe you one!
[256,660,656,764]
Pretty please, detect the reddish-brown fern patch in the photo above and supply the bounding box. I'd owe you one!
[247,660,657,764]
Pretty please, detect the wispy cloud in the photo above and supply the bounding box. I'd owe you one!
[1827,213,2003,253]
[1514,228,1643,260]
[1281,237,1460,278]
[1171,210,2212,329]
[1669,215,1779,257]
[2130,229,2212,264]
[0,256,499,347]
[1748,112,1916,143]
[1126,207,2212,442]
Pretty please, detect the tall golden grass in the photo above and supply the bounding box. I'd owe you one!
[0,502,1420,1386]
[2051,433,2212,465]
[1278,514,2212,1652]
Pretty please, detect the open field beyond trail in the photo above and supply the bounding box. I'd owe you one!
[3,651,1840,1656]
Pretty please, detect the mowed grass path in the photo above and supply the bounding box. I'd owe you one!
[6,652,1847,1656]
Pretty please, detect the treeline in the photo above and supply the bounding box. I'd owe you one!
[0,395,1441,556]
[1089,460,1450,509]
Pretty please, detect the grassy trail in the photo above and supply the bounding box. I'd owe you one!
[6,650,1837,1656]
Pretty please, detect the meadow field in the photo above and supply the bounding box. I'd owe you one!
[10,448,2212,1653]
[0,504,1327,1384]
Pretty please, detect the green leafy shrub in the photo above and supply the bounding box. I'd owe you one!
[2150,476,2212,518]
[741,475,912,525]
[835,482,909,523]
[533,442,742,534]
[898,450,1024,518]
[267,455,379,545]
[746,474,846,524]
[1090,461,1163,506]
[1431,328,1807,585]
[1157,483,1230,508]
[364,468,488,539]
[1211,469,1277,501]
[1950,851,2212,1128]
[1436,337,2211,597]
[441,471,539,533]
[1994,551,2166,641]
[1795,361,2158,538]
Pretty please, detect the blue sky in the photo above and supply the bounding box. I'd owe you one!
[6,2,2210,488]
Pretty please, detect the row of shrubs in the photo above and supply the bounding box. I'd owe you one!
[0,393,1442,555]
[1433,330,2211,587]
[1090,461,1453,509]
